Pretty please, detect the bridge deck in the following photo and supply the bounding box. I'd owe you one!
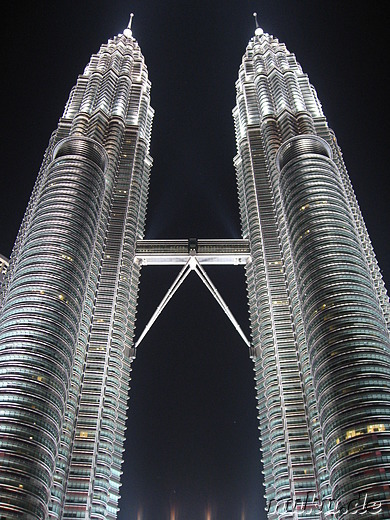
[135,238,250,265]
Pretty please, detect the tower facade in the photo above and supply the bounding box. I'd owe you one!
[0,20,153,520]
[0,254,9,285]
[234,23,390,518]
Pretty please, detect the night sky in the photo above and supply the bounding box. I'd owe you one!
[2,2,390,519]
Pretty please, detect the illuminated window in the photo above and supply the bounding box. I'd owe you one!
[367,424,385,434]
[61,254,73,262]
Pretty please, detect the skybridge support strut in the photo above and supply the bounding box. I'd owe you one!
[134,239,251,349]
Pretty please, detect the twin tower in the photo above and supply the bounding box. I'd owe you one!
[1,16,390,520]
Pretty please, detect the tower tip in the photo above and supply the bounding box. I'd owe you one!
[253,12,263,36]
[124,13,134,38]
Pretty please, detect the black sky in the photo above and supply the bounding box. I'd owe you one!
[2,2,390,519]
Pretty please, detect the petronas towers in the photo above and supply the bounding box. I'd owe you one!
[1,14,389,520]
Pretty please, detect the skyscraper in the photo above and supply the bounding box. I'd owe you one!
[233,17,390,518]
[1,11,390,520]
[0,17,153,519]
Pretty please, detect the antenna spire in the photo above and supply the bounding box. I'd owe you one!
[128,13,134,30]
[253,12,264,36]
[124,13,134,38]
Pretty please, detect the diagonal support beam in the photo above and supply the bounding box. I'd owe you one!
[134,259,193,348]
[192,259,251,348]
[135,255,251,349]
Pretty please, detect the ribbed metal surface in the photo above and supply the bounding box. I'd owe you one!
[53,136,108,171]
[276,135,331,171]
[0,136,106,519]
[278,135,390,517]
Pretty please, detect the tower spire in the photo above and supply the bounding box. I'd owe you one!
[123,13,134,38]
[253,12,264,36]
[128,12,134,30]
